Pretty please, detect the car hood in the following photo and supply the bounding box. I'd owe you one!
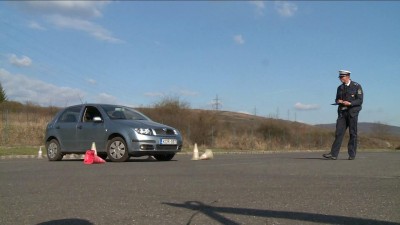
[112,119,175,129]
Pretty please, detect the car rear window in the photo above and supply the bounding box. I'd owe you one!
[58,106,81,123]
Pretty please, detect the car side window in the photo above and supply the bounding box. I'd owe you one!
[83,106,102,122]
[59,106,81,123]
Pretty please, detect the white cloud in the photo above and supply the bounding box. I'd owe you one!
[234,34,245,45]
[294,102,320,111]
[9,54,32,67]
[86,78,97,85]
[47,15,122,43]
[14,1,121,43]
[95,93,118,104]
[0,68,85,106]
[19,1,109,18]
[145,89,198,98]
[144,92,164,98]
[28,21,46,30]
[249,1,266,16]
[275,1,298,17]
[179,90,198,97]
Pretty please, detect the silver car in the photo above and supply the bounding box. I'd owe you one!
[45,104,183,162]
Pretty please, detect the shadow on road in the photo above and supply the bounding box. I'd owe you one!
[293,157,326,160]
[37,218,93,225]
[163,201,400,225]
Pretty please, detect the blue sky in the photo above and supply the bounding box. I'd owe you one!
[1,1,399,126]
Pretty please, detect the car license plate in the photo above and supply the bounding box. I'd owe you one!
[161,139,177,145]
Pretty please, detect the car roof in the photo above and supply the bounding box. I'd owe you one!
[66,103,130,108]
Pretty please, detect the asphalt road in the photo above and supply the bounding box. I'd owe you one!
[1,151,399,225]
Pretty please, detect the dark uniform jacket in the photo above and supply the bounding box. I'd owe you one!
[336,80,363,117]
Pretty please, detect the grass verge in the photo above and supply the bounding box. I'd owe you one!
[0,146,40,156]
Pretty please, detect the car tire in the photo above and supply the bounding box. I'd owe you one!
[46,139,63,161]
[154,153,175,161]
[107,137,129,162]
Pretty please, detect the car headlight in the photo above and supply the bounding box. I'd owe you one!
[134,128,153,135]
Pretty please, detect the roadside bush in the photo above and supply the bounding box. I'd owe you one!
[258,120,291,142]
[187,110,218,147]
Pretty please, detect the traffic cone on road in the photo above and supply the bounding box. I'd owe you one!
[200,149,214,160]
[38,146,43,159]
[93,154,106,164]
[91,142,105,164]
[84,142,105,164]
[84,150,95,164]
[91,142,97,155]
[191,143,199,160]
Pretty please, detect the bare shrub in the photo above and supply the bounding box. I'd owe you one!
[187,110,218,147]
[258,120,291,142]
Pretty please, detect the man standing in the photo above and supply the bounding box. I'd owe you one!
[323,70,363,160]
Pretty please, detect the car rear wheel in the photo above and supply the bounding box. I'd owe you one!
[46,139,63,161]
[107,137,129,162]
[153,153,175,161]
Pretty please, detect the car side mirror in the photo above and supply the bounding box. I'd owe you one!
[93,117,103,122]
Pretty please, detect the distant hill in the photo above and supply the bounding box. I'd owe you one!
[315,122,400,136]
[213,110,400,137]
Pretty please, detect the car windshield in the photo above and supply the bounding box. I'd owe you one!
[101,105,150,121]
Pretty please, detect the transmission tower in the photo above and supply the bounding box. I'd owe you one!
[212,95,221,111]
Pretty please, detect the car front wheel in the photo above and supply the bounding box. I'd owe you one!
[154,153,175,161]
[46,139,63,161]
[107,137,129,162]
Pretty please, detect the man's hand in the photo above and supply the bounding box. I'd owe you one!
[342,101,352,106]
[337,99,351,106]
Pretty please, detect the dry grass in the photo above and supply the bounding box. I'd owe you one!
[1,100,399,151]
[1,102,56,146]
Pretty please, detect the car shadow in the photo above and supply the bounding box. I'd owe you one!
[36,218,93,225]
[58,159,83,162]
[57,158,178,163]
[126,158,178,163]
[163,201,400,225]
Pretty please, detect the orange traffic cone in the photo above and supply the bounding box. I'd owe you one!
[84,150,95,164]
[84,142,106,164]
[93,155,106,164]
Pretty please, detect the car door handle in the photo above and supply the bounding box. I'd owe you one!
[77,125,82,129]
[55,126,60,129]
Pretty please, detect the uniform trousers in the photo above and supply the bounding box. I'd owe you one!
[330,110,358,158]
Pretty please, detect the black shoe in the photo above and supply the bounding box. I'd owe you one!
[323,153,337,160]
[348,156,355,160]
